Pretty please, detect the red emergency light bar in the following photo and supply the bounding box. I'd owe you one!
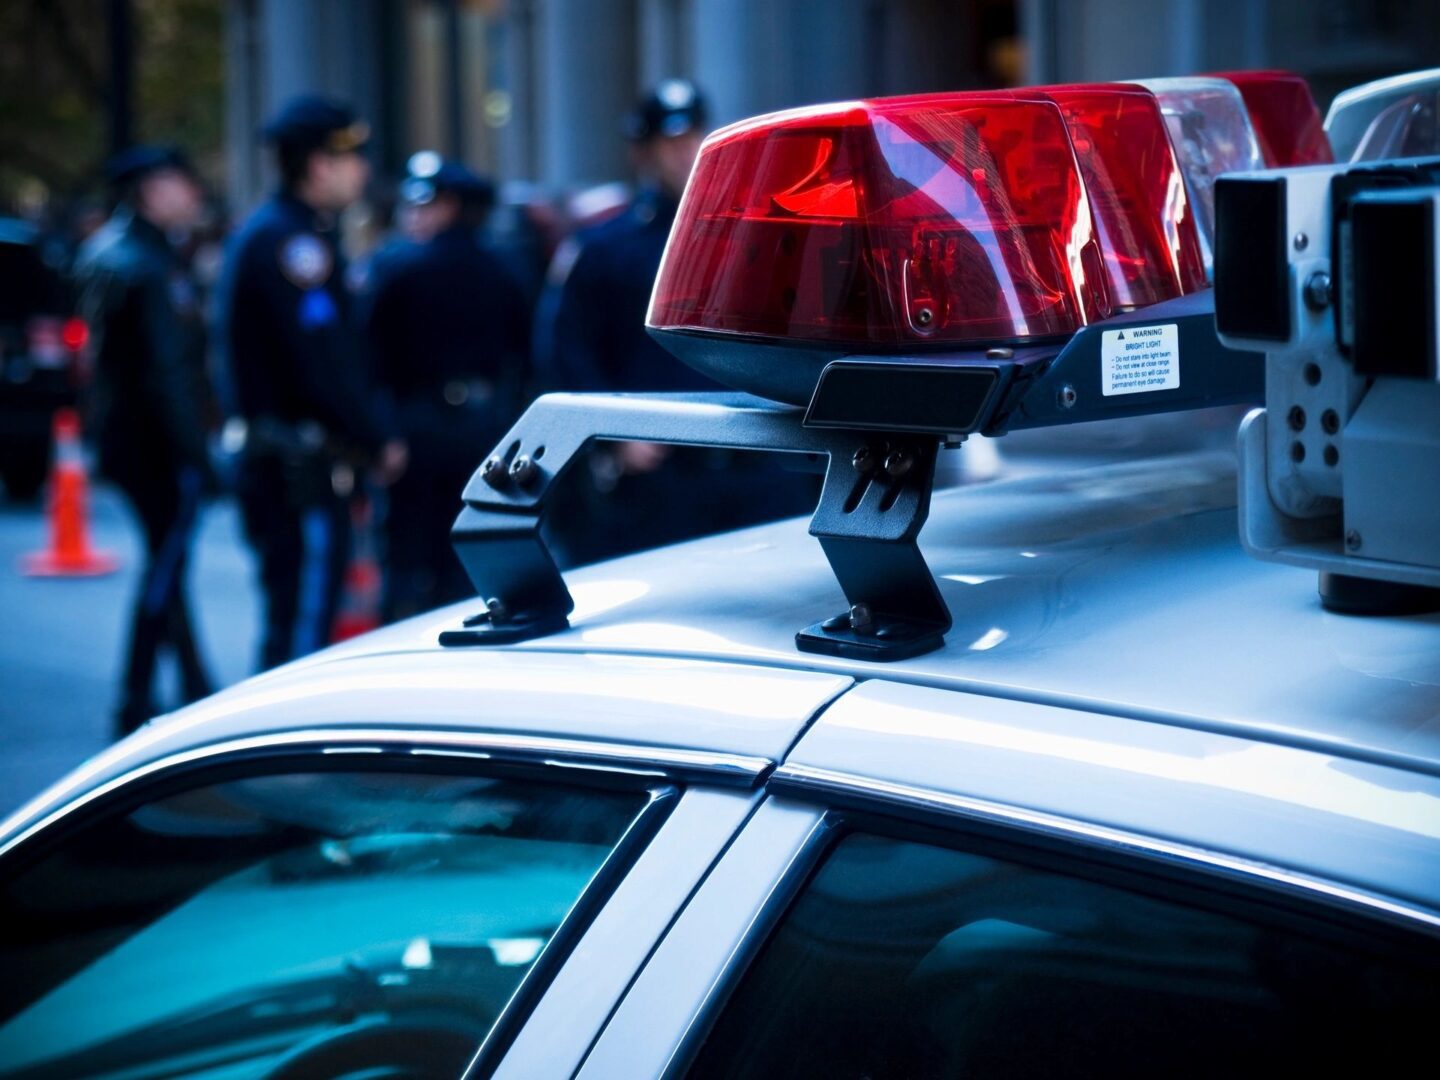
[648,86,1210,403]
[1215,70,1334,167]
[648,94,1108,402]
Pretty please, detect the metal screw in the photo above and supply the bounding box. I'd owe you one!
[1303,270,1331,311]
[1293,231,1309,251]
[852,445,877,473]
[509,454,539,486]
[848,602,874,633]
[481,456,507,488]
[1058,383,1078,410]
[464,596,510,627]
[1345,530,1362,552]
[883,449,913,478]
[915,307,934,327]
[985,346,1014,360]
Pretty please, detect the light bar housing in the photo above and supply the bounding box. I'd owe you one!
[648,93,1110,403]
[1216,70,1334,167]
[1138,77,1265,273]
[1026,82,1208,306]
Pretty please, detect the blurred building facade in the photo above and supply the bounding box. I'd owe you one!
[224,0,1440,210]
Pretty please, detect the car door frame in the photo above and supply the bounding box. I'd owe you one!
[576,683,1440,1078]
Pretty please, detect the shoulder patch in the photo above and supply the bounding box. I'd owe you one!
[279,234,333,288]
[297,287,339,329]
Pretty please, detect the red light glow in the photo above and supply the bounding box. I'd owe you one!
[61,318,89,352]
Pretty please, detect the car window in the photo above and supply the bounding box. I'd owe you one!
[0,768,648,1079]
[688,831,1439,1079]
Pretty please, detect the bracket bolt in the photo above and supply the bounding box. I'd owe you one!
[848,602,874,633]
[884,449,914,478]
[1293,231,1309,251]
[509,455,539,486]
[852,445,877,473]
[915,306,934,327]
[481,456,507,488]
[1345,530,1362,552]
[462,596,509,627]
[1058,383,1078,410]
[1304,271,1332,311]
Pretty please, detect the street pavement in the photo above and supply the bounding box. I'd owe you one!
[0,487,259,817]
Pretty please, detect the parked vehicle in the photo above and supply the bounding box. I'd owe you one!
[0,218,86,501]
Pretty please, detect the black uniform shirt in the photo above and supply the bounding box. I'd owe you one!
[218,192,387,454]
[364,222,529,405]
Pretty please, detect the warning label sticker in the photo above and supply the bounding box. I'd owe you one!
[1101,323,1180,396]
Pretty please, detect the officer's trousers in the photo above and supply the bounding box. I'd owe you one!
[382,398,503,621]
[113,465,211,735]
[238,460,351,671]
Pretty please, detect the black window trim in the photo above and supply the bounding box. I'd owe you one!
[0,728,710,1079]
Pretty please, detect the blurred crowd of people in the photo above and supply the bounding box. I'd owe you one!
[57,78,816,735]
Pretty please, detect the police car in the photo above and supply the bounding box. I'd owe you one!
[2,72,1438,1080]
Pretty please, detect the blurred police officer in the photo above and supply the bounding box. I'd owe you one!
[539,80,815,563]
[541,79,712,397]
[365,154,530,619]
[74,146,215,734]
[218,96,406,670]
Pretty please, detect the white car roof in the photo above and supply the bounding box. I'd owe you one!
[10,449,1439,820]
[324,449,1440,777]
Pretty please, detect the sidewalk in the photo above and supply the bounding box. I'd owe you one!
[0,487,259,816]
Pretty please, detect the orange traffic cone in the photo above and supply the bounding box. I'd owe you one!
[19,408,120,577]
[331,494,382,641]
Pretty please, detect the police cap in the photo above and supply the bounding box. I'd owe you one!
[400,153,495,210]
[624,79,708,142]
[106,144,195,189]
[262,94,370,155]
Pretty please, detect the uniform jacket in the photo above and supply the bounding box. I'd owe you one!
[364,222,530,417]
[539,187,717,393]
[217,192,388,457]
[73,209,210,483]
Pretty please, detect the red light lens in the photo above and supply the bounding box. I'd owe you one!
[1216,70,1334,167]
[61,317,89,353]
[1030,83,1208,305]
[649,95,1108,352]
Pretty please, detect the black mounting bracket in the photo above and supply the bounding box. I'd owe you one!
[442,391,952,661]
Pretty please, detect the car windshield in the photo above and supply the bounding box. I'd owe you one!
[0,769,648,1079]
